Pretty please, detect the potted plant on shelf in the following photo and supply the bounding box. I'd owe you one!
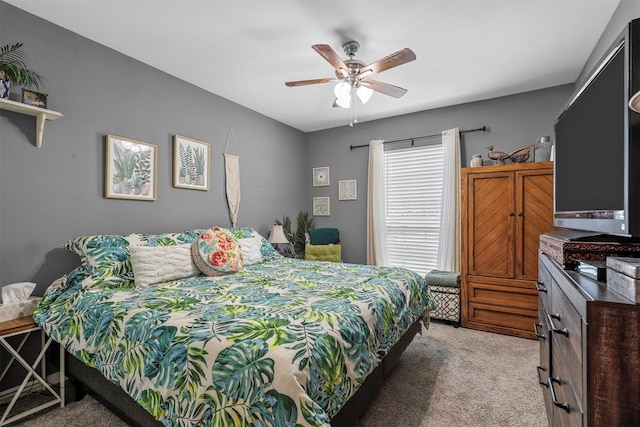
[0,42,43,99]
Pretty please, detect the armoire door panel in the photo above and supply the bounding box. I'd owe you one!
[516,171,555,280]
[467,173,515,278]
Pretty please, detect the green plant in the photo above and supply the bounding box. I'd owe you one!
[193,147,206,176]
[0,43,43,88]
[276,211,315,258]
[112,142,136,181]
[134,149,152,185]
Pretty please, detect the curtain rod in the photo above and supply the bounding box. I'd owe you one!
[349,126,488,150]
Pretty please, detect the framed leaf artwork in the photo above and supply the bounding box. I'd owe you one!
[173,135,210,191]
[105,135,157,201]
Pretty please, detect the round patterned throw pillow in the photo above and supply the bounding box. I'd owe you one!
[192,226,243,276]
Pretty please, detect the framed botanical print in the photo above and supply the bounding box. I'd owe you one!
[338,179,357,200]
[313,167,330,187]
[105,135,157,200]
[313,197,330,216]
[173,135,210,190]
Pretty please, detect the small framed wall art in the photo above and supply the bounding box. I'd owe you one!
[313,167,330,187]
[21,89,47,108]
[105,135,157,201]
[313,196,330,216]
[338,179,357,200]
[173,135,210,190]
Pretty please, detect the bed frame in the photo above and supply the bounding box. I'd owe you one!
[65,319,423,427]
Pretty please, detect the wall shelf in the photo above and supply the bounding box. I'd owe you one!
[0,98,63,148]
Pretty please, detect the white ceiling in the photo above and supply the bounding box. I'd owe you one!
[5,0,620,132]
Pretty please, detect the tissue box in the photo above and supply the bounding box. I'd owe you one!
[0,297,42,322]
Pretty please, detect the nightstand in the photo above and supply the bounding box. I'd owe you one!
[0,316,64,425]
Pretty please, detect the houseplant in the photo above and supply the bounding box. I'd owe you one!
[0,42,43,99]
[276,211,315,258]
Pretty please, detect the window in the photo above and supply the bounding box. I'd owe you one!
[384,144,443,276]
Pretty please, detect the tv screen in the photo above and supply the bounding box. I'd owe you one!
[553,40,630,236]
[555,46,625,213]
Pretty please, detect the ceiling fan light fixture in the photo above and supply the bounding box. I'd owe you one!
[334,81,352,108]
[336,94,351,108]
[356,86,374,104]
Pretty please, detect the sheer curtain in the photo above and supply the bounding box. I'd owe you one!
[367,139,388,266]
[436,128,461,272]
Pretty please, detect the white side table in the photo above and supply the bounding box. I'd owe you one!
[0,316,64,425]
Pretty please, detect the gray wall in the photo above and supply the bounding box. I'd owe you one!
[576,0,640,88]
[306,85,574,265]
[0,3,307,294]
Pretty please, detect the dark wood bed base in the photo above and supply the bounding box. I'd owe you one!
[66,319,423,427]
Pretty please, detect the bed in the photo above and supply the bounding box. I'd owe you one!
[33,227,436,426]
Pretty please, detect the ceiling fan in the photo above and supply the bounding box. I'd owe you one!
[285,41,416,109]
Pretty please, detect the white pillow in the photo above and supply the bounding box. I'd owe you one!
[238,234,263,265]
[130,244,200,286]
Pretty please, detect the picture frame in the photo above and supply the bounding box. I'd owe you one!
[313,167,330,187]
[105,135,157,201]
[21,89,47,109]
[313,196,330,216]
[173,135,210,190]
[338,179,357,200]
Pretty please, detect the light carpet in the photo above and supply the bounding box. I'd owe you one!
[8,321,547,427]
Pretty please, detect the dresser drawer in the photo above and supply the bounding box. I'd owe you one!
[550,344,583,427]
[467,279,538,309]
[537,257,553,312]
[548,282,583,401]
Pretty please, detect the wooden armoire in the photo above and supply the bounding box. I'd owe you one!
[461,161,555,339]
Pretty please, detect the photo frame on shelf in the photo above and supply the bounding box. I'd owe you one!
[313,167,330,187]
[21,89,47,109]
[338,179,357,200]
[173,135,210,191]
[105,135,157,201]
[313,196,330,216]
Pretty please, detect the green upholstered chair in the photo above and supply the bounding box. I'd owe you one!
[305,228,341,262]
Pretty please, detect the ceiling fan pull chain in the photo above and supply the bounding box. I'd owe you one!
[350,88,357,127]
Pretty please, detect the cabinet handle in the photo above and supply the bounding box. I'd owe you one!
[548,377,570,412]
[535,281,547,293]
[508,212,515,216]
[547,313,569,337]
[517,212,524,217]
[534,322,546,340]
[536,366,549,387]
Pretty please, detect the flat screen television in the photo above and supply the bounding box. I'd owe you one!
[554,18,640,238]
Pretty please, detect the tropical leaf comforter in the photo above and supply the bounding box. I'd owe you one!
[35,256,434,426]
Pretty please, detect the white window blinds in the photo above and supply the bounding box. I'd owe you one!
[384,144,443,276]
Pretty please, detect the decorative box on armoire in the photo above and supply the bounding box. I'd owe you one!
[461,161,556,339]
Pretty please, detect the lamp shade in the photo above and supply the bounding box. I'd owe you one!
[630,90,640,113]
[268,225,289,244]
[356,86,373,104]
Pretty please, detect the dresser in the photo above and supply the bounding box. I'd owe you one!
[536,250,639,426]
[461,161,555,338]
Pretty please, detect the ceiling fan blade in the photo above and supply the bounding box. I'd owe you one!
[361,79,408,98]
[285,77,337,87]
[357,48,416,79]
[312,44,349,78]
